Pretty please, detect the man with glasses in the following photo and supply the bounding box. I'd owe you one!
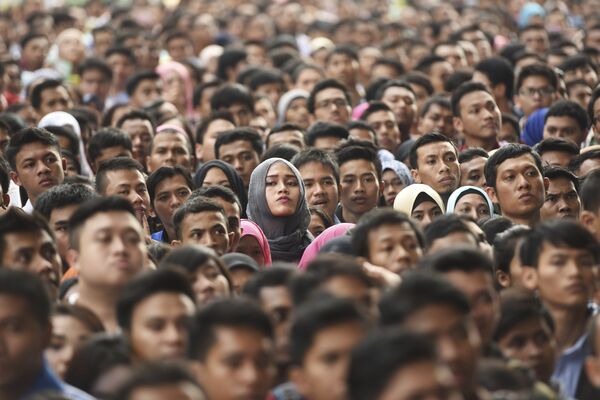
[514,64,559,120]
[307,79,353,126]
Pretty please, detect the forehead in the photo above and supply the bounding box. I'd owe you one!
[425,103,451,115]
[183,210,227,226]
[106,168,145,185]
[220,139,254,153]
[456,193,487,204]
[545,115,578,127]
[213,196,240,217]
[4,229,50,248]
[521,75,551,87]
[366,110,395,121]
[82,210,140,232]
[547,176,576,189]
[315,87,345,100]
[404,304,464,333]
[496,153,538,172]
[459,90,495,108]
[156,174,190,192]
[267,162,294,175]
[121,119,153,132]
[206,119,235,134]
[339,158,377,175]
[16,142,60,159]
[461,156,487,170]
[299,161,335,177]
[153,131,188,145]
[383,86,414,98]
[417,141,456,157]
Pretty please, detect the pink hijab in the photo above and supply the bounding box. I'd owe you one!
[298,223,355,270]
[156,61,194,118]
[240,219,272,266]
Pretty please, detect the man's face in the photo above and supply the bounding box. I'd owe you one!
[197,119,236,162]
[147,132,192,173]
[367,222,423,274]
[515,76,556,117]
[313,88,351,125]
[428,61,454,93]
[153,175,191,233]
[0,295,50,388]
[455,90,501,142]
[1,230,61,299]
[10,143,65,203]
[129,292,195,362]
[298,161,339,219]
[194,327,275,400]
[460,156,488,188]
[326,53,358,87]
[22,37,49,70]
[403,305,480,393]
[268,130,305,150]
[130,79,162,108]
[179,211,230,256]
[79,69,111,102]
[564,65,598,87]
[103,169,151,222]
[69,211,146,289]
[293,321,365,400]
[520,29,549,55]
[107,54,135,87]
[93,146,133,172]
[167,38,193,62]
[417,104,454,138]
[381,86,417,132]
[540,150,572,168]
[222,103,252,127]
[487,154,546,222]
[339,159,381,221]
[365,110,400,152]
[567,83,592,110]
[259,286,293,364]
[540,177,581,220]
[49,204,79,262]
[38,86,72,117]
[577,157,600,177]
[377,361,459,400]
[435,44,466,68]
[543,116,584,146]
[213,196,242,252]
[120,118,154,165]
[218,140,260,188]
[413,141,460,197]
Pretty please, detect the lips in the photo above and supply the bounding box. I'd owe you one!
[565,282,587,294]
[39,177,55,187]
[518,193,535,201]
[439,176,455,185]
[277,196,290,203]
[352,196,367,205]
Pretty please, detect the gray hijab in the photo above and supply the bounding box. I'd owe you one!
[247,158,312,262]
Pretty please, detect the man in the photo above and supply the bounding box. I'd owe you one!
[540,166,581,221]
[452,82,502,152]
[188,298,276,400]
[307,79,352,125]
[493,225,531,289]
[194,111,236,163]
[290,297,368,400]
[305,122,349,153]
[0,269,93,399]
[214,128,263,189]
[579,169,600,241]
[210,84,254,127]
[116,268,196,363]
[360,101,401,153]
[458,148,488,188]
[520,220,600,398]
[6,127,65,212]
[292,148,340,223]
[87,127,134,173]
[30,79,73,121]
[542,100,589,147]
[514,64,559,120]
[414,55,454,94]
[146,125,194,173]
[519,24,550,56]
[105,47,136,108]
[325,46,361,105]
[409,132,460,203]
[266,124,306,150]
[334,141,382,223]
[20,32,50,72]
[533,137,579,168]
[375,80,417,143]
[126,71,163,109]
[416,96,455,139]
[116,110,156,168]
[77,57,112,111]
[172,196,232,255]
[484,144,547,227]
[570,150,600,177]
[433,41,467,69]
[146,166,193,244]
[472,56,515,114]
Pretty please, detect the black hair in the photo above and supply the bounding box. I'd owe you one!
[542,165,579,190]
[291,147,340,184]
[423,214,477,249]
[420,246,494,275]
[352,208,424,258]
[414,54,447,74]
[348,329,436,400]
[481,216,514,244]
[20,31,48,50]
[325,45,359,63]
[172,196,226,240]
[474,57,515,98]
[191,185,244,226]
[0,112,27,134]
[95,157,145,195]
[402,71,434,96]
[30,79,65,110]
[359,101,393,123]
[188,298,272,361]
[0,269,50,326]
[116,268,195,331]
[451,81,493,117]
[484,143,543,188]
[164,29,192,45]
[409,132,457,170]
[87,127,133,166]
[216,48,247,81]
[210,83,254,114]
[419,95,451,118]
[77,57,113,80]
[559,54,596,75]
[335,140,382,179]
[346,120,377,140]
[115,109,156,130]
[214,128,264,159]
[533,137,580,158]
[444,70,474,93]
[587,86,600,123]
[544,100,590,134]
[267,124,305,147]
[248,69,285,92]
[372,57,405,77]
[261,143,300,162]
[5,127,60,170]
[125,70,160,96]
[242,265,296,299]
[192,81,222,109]
[44,125,79,156]
[515,64,558,94]
[458,147,489,164]
[105,46,136,64]
[569,149,600,176]
[195,111,235,145]
[581,169,600,212]
[305,122,349,147]
[494,290,555,342]
[34,183,97,220]
[493,225,531,275]
[520,220,600,268]
[146,166,193,206]
[307,79,351,114]
[0,157,10,196]
[374,80,416,102]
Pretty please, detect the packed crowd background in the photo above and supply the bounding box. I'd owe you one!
[4,0,600,399]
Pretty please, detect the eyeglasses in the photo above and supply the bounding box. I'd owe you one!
[316,98,349,110]
[519,87,555,97]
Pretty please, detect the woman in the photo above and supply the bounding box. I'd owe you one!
[381,159,413,206]
[298,223,355,270]
[159,245,233,304]
[156,61,195,119]
[393,184,445,229]
[247,158,312,263]
[194,159,248,216]
[277,89,311,129]
[446,185,495,222]
[239,219,272,267]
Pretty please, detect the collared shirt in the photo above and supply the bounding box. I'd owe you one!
[22,358,95,400]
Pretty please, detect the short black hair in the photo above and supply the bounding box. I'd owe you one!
[95,157,145,195]
[0,158,10,196]
[216,48,247,81]
[451,81,493,117]
[172,196,226,240]
[581,169,600,212]
[291,147,340,184]
[289,296,366,366]
[402,71,434,96]
[262,143,300,162]
[420,246,494,275]
[146,166,193,206]
[105,46,136,64]
[242,265,295,299]
[78,57,113,80]
[569,149,600,176]
[195,111,235,145]
[414,54,447,74]
[474,56,515,98]
[192,81,222,109]
[374,80,416,102]
[116,268,195,331]
[533,137,579,158]
[210,83,254,113]
[423,214,477,249]
[587,86,600,123]
[266,124,305,148]
[359,101,394,123]
[493,225,530,275]
[372,57,405,77]
[409,132,457,170]
[326,45,359,63]
[34,183,97,220]
[20,31,48,50]
[0,269,51,326]
[125,70,160,96]
[248,68,285,92]
[484,144,543,188]
[494,290,554,342]
[0,207,55,263]
[543,165,579,190]
[191,185,244,227]
[458,147,489,164]
[44,125,79,156]
[305,122,349,147]
[348,329,436,400]
[352,208,424,258]
[115,109,156,130]
[335,140,381,179]
[559,54,596,76]
[87,127,133,166]
[419,95,451,117]
[544,100,590,134]
[515,63,558,94]
[188,298,272,361]
[520,220,600,268]
[307,79,351,114]
[6,127,60,170]
[444,70,473,93]
[214,128,264,159]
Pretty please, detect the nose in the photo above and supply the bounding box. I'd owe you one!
[37,160,51,175]
[199,231,216,248]
[524,339,543,359]
[111,235,127,253]
[129,191,144,207]
[557,197,571,213]
[232,158,243,172]
[393,244,410,262]
[34,253,54,276]
[164,322,184,344]
[170,193,183,210]
[516,173,531,190]
[437,335,460,366]
[422,213,433,227]
[240,361,260,386]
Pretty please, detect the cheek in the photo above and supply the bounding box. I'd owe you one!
[215,276,230,295]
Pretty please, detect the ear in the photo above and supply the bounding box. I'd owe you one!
[585,356,600,388]
[379,179,385,196]
[171,239,182,247]
[485,186,498,204]
[411,169,421,184]
[195,143,203,161]
[9,170,21,186]
[2,193,10,208]
[520,266,539,291]
[581,210,598,236]
[65,248,80,271]
[453,116,463,134]
[495,270,512,288]
[61,157,67,172]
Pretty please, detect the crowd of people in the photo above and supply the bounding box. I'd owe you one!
[4,0,600,399]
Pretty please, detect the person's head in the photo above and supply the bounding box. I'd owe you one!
[217,48,248,82]
[348,329,459,400]
[494,290,556,383]
[305,121,349,153]
[95,157,150,223]
[146,166,192,238]
[533,137,579,168]
[580,169,600,240]
[375,80,418,139]
[414,55,454,94]
[67,196,147,292]
[570,149,600,177]
[423,214,479,254]
[416,95,454,138]
[125,71,163,109]
[472,56,515,103]
[20,32,49,70]
[353,208,424,275]
[493,225,531,288]
[542,100,589,146]
[146,125,193,173]
[266,124,305,150]
[210,83,254,127]
[540,166,581,221]
[290,296,368,400]
[380,160,412,206]
[307,79,352,125]
[6,127,65,204]
[409,132,460,198]
[335,141,382,223]
[393,184,445,229]
[484,144,546,225]
[87,127,133,173]
[514,64,559,118]
[188,298,275,400]
[30,79,73,119]
[520,220,599,309]
[559,54,598,87]
[446,186,494,222]
[325,45,359,88]
[116,109,156,166]
[214,128,263,188]
[458,148,489,189]
[519,24,549,56]
[451,81,501,148]
[116,268,195,362]
[585,312,600,388]
[360,101,400,152]
[78,57,113,107]
[195,111,236,162]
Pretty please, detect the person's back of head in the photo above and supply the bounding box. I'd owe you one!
[474,56,515,99]
[305,121,349,147]
[34,182,97,220]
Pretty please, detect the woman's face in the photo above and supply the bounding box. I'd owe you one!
[238,235,266,266]
[46,315,95,378]
[454,193,491,221]
[285,97,310,129]
[308,212,327,237]
[411,200,443,229]
[190,260,230,304]
[163,71,184,104]
[203,167,231,188]
[265,162,301,217]
[382,169,406,206]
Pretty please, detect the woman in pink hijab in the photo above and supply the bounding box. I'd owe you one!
[298,223,354,270]
[156,61,194,119]
[238,219,272,267]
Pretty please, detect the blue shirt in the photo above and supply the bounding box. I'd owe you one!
[22,358,95,400]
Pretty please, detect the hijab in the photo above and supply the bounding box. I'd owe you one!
[446,185,494,215]
[240,219,272,266]
[247,158,312,262]
[521,107,548,146]
[276,89,309,126]
[156,61,194,118]
[298,223,354,270]
[194,160,248,217]
[381,159,413,186]
[393,184,446,215]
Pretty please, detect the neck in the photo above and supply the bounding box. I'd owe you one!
[507,211,540,228]
[546,303,589,351]
[497,98,512,114]
[76,281,121,333]
[0,362,41,399]
[341,206,361,224]
[464,134,498,152]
